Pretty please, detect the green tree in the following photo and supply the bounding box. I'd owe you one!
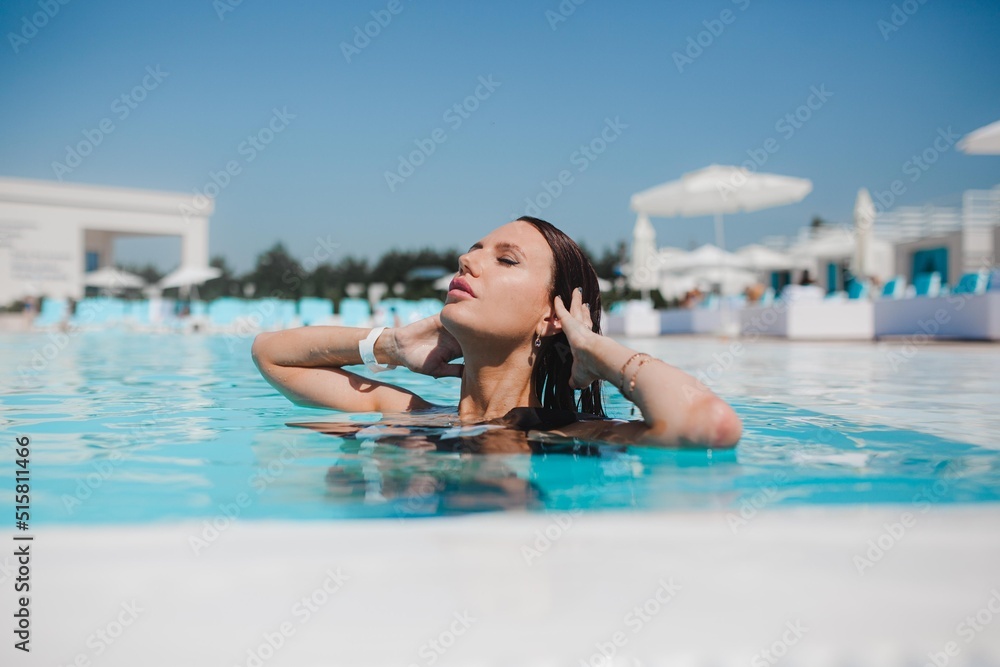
[244,242,304,300]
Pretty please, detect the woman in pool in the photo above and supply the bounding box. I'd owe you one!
[252,216,742,448]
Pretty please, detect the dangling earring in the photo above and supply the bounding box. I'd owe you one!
[534,335,541,348]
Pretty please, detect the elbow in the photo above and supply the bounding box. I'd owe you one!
[250,332,273,369]
[687,397,743,449]
[710,401,743,449]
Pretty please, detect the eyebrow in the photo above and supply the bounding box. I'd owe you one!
[469,241,526,259]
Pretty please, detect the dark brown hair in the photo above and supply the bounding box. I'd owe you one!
[517,216,607,418]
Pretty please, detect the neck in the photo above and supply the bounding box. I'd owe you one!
[458,342,542,422]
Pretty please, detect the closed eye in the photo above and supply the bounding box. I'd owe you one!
[498,257,518,266]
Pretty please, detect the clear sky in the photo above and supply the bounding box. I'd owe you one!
[2,0,999,272]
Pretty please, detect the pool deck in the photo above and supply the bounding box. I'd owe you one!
[11,505,1000,666]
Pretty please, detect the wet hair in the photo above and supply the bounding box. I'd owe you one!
[517,216,607,418]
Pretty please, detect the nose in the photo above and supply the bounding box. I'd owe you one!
[457,249,480,277]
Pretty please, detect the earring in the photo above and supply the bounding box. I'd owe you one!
[534,335,541,348]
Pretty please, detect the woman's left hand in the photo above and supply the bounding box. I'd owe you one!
[552,287,603,389]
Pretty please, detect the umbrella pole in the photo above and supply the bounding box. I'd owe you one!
[714,212,725,250]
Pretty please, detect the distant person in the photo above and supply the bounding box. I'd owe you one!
[389,306,402,328]
[59,297,77,332]
[252,216,742,449]
[799,270,815,286]
[744,283,765,304]
[22,296,37,327]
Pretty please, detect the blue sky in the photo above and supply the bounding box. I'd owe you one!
[2,0,999,272]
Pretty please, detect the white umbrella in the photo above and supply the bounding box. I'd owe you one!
[735,244,802,271]
[630,164,813,250]
[158,265,222,289]
[852,188,876,278]
[83,266,146,291]
[628,213,659,294]
[662,244,747,272]
[958,119,1000,155]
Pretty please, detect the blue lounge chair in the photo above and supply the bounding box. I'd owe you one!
[881,276,905,299]
[34,297,68,328]
[952,272,989,295]
[339,298,372,327]
[299,297,333,325]
[913,272,941,297]
[847,280,870,300]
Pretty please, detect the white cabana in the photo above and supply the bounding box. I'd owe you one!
[686,266,758,295]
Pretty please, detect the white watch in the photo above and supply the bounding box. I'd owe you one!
[359,326,396,373]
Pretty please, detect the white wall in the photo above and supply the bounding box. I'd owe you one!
[0,177,213,303]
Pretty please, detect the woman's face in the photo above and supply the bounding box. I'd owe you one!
[441,220,555,344]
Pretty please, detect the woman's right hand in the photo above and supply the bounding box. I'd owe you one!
[385,313,464,378]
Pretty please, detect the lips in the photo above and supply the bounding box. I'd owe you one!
[448,277,475,297]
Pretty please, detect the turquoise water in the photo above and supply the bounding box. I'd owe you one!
[3,331,999,525]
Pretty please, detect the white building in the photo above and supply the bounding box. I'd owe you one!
[0,177,213,304]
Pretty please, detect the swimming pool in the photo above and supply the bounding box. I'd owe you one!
[5,331,999,525]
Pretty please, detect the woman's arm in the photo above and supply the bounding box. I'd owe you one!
[553,290,742,449]
[251,314,464,412]
[251,326,429,411]
[585,335,742,448]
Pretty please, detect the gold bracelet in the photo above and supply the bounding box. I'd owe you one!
[625,355,656,401]
[618,352,646,397]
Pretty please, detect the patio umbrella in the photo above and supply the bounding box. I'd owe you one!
[158,265,222,300]
[83,266,146,292]
[852,188,876,278]
[662,244,746,272]
[735,244,802,271]
[628,213,659,294]
[158,265,222,290]
[958,119,1000,155]
[630,164,813,250]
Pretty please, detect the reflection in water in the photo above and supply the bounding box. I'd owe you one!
[289,407,634,517]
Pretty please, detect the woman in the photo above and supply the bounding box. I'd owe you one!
[252,216,743,449]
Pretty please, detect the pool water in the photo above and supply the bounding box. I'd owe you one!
[3,331,1000,524]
